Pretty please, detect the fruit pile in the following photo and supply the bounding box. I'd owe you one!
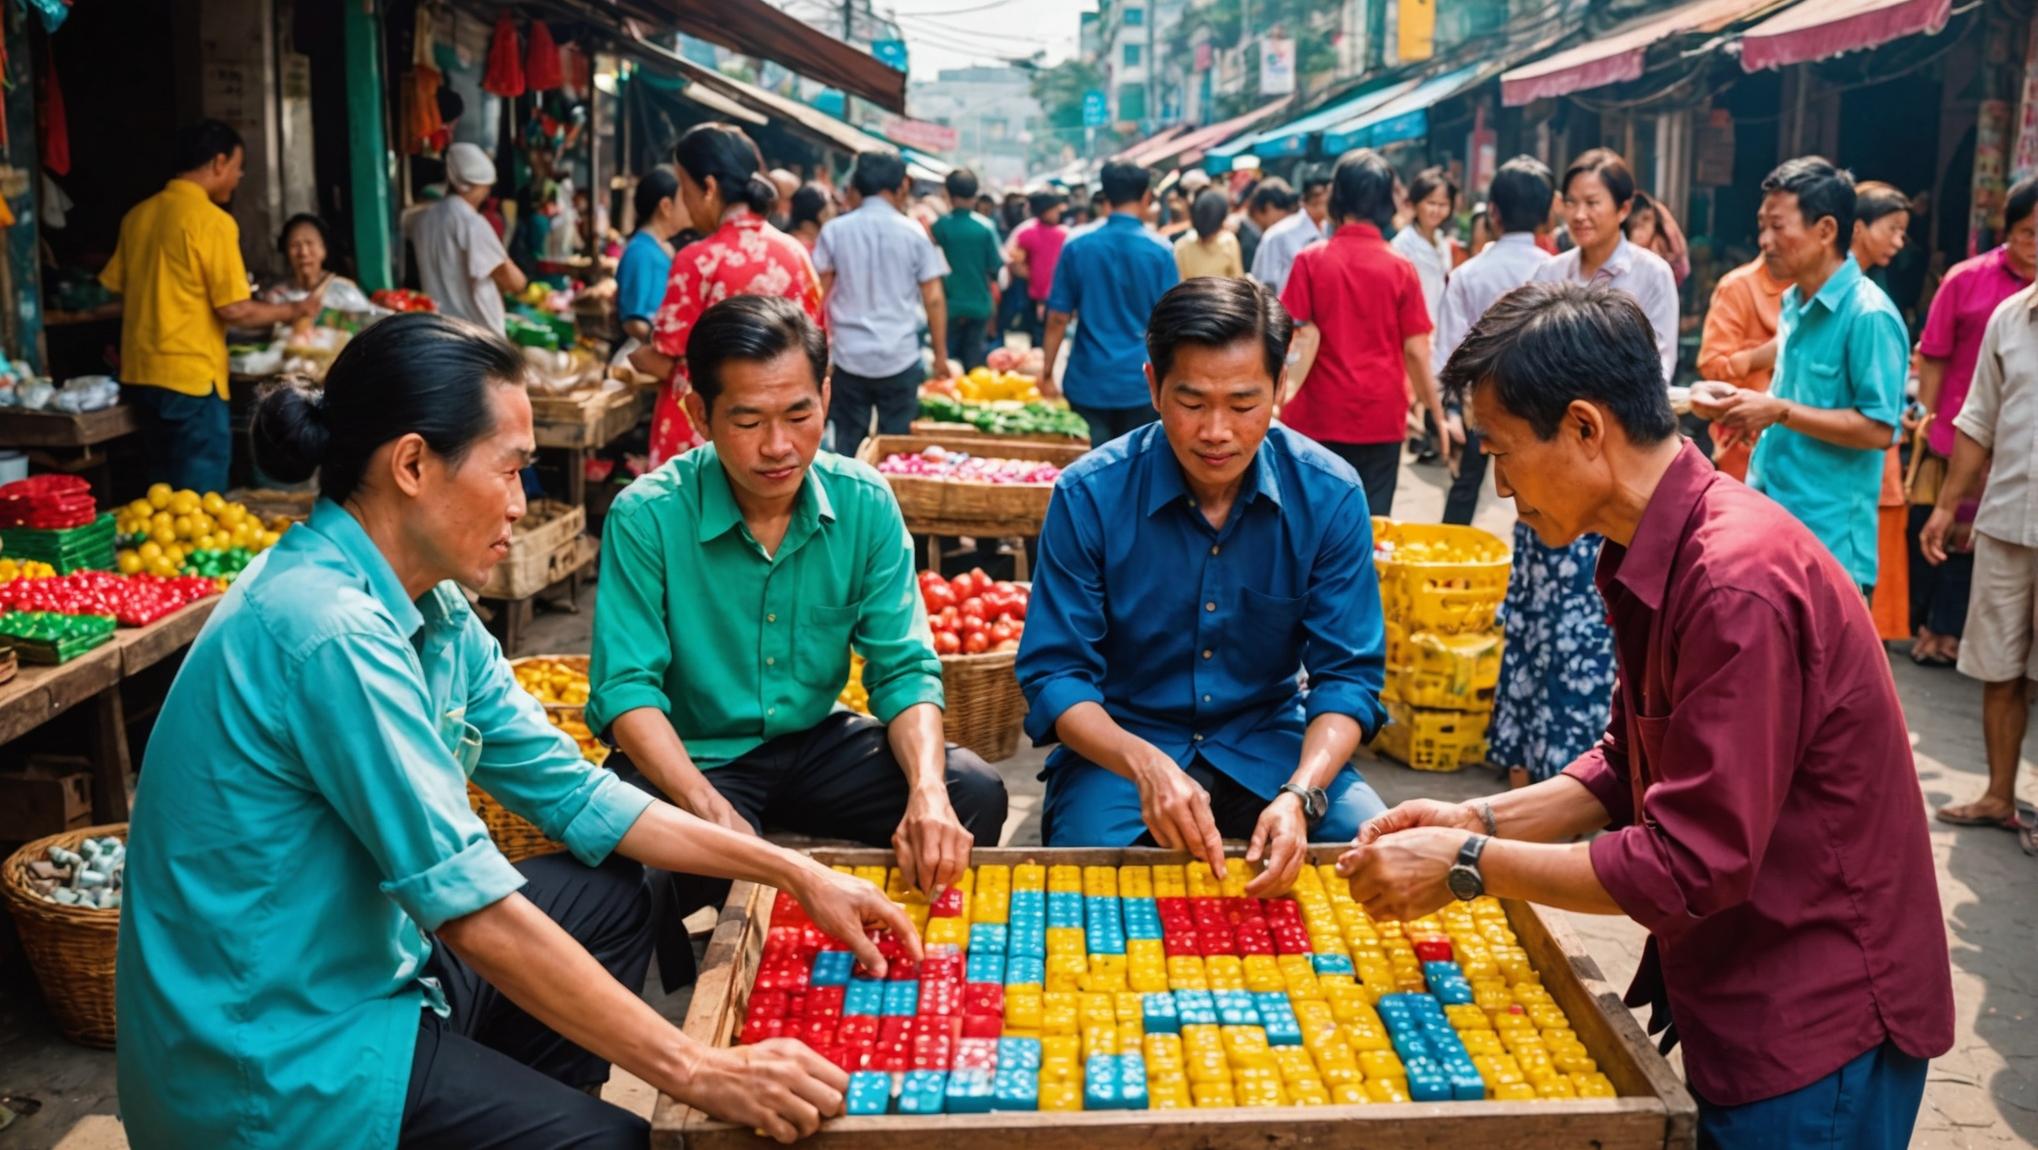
[115,485,289,581]
[0,558,57,584]
[512,656,606,764]
[917,394,1089,441]
[919,569,1028,655]
[878,446,1062,486]
[840,654,871,715]
[0,570,217,626]
[926,368,1042,405]
[744,859,1613,1116]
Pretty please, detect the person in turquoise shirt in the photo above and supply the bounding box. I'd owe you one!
[117,313,917,1149]
[1696,157,1907,593]
[588,296,1007,988]
[616,166,689,343]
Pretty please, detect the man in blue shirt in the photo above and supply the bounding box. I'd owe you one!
[1017,277,1390,897]
[1040,159,1182,444]
[1695,157,1907,594]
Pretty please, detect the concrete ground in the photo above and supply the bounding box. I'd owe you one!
[2,457,2033,1148]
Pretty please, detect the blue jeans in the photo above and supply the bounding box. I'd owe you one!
[1695,1040,1928,1150]
[124,385,231,494]
[1042,754,1386,847]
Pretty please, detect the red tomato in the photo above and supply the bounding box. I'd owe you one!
[938,607,961,632]
[949,572,976,600]
[960,613,988,637]
[958,596,986,619]
[963,631,991,654]
[933,631,962,655]
[1004,595,1027,621]
[918,570,944,589]
[923,581,958,613]
[990,620,1016,645]
[993,639,1020,652]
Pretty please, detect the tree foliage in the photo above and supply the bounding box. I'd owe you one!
[1025,55,1118,169]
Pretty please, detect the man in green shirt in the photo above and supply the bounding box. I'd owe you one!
[931,168,1006,371]
[588,295,1008,985]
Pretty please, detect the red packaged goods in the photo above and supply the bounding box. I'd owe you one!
[0,475,97,530]
[0,571,215,626]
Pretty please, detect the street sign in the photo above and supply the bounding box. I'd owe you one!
[873,39,909,72]
[881,116,961,153]
[1082,89,1109,128]
[1260,38,1295,96]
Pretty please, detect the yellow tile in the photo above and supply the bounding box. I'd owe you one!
[1047,865,1082,893]
[1042,1034,1080,1063]
[1013,863,1046,890]
[1119,865,1152,898]
[1005,987,1042,1031]
[1046,927,1086,955]
[1039,1081,1083,1111]
[1365,1077,1410,1103]
[1190,1080,1236,1108]
[1331,1081,1370,1105]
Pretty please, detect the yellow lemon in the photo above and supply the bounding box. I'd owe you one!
[146,483,173,509]
[260,530,281,549]
[218,505,246,528]
[150,510,174,532]
[164,544,186,567]
[151,525,178,547]
[169,490,200,516]
[117,551,144,575]
[127,499,154,519]
[138,541,163,562]
[201,492,227,515]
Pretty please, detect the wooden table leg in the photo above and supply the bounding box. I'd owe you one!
[90,686,132,823]
[567,448,587,509]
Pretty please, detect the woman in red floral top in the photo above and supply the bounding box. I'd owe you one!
[628,124,825,465]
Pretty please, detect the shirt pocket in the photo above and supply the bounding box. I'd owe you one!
[795,601,862,690]
[1235,587,1309,683]
[438,708,484,779]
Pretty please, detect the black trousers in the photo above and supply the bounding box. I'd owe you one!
[1908,503,1974,638]
[1322,440,1403,518]
[828,362,925,455]
[613,712,1009,990]
[1443,427,1486,526]
[399,853,655,1149]
[1071,403,1159,447]
[948,316,992,371]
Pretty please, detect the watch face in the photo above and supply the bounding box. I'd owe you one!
[1446,864,1482,902]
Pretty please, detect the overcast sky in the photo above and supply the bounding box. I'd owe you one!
[881,0,1096,82]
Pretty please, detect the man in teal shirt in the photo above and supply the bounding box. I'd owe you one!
[588,295,1008,985]
[118,311,919,1148]
[1696,156,1907,593]
[932,167,1005,371]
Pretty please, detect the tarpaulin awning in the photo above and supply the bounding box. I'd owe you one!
[1322,64,1487,153]
[610,39,769,124]
[1500,0,1784,105]
[1737,0,1950,70]
[643,1,906,112]
[630,33,891,155]
[1114,125,1191,166]
[1214,79,1421,160]
[1143,98,1293,167]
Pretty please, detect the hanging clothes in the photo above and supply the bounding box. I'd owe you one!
[39,41,68,176]
[403,5,444,156]
[525,20,562,92]
[482,13,524,97]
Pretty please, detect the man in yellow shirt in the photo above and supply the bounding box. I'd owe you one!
[100,120,322,492]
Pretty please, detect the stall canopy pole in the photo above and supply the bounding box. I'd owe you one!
[344,0,395,291]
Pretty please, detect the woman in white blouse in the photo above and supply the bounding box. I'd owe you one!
[1392,166,1457,323]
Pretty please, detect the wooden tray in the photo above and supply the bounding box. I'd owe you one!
[908,419,1089,447]
[855,435,1086,539]
[532,385,647,450]
[653,846,1697,1149]
[471,501,587,599]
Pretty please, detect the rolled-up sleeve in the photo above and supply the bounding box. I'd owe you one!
[585,502,675,736]
[1298,487,1387,738]
[1017,480,1110,744]
[1952,312,2007,451]
[857,492,946,722]
[462,615,652,865]
[288,632,524,933]
[1584,590,1802,941]
[1847,308,1907,436]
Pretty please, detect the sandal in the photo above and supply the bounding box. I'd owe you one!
[1935,803,2025,830]
[2020,804,2038,858]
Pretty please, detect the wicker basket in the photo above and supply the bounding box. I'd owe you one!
[940,648,1027,762]
[856,434,1086,538]
[2,822,126,1047]
[469,655,601,863]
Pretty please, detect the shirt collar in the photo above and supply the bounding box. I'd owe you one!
[1602,236,1637,276]
[696,448,836,546]
[165,178,214,204]
[307,498,465,639]
[1604,441,1716,611]
[1335,222,1385,242]
[1496,232,1539,249]
[856,198,902,218]
[1141,426,1284,518]
[1105,212,1144,230]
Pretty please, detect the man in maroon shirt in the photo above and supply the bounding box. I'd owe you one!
[1342,280,1952,1146]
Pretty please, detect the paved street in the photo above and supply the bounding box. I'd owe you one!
[1,456,2032,1148]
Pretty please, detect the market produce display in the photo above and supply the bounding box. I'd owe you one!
[918,569,1028,655]
[878,447,1063,487]
[512,656,607,764]
[0,558,58,584]
[0,571,217,627]
[917,393,1089,441]
[114,485,290,581]
[0,515,116,575]
[926,368,1043,405]
[840,654,871,715]
[0,611,116,663]
[370,288,436,313]
[0,475,98,530]
[16,834,124,909]
[742,860,1614,1115]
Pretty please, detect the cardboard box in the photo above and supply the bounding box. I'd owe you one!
[0,759,94,841]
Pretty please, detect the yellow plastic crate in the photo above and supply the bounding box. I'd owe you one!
[1384,630,1503,710]
[1372,699,1491,772]
[1372,519,1511,634]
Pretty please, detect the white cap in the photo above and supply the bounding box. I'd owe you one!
[445,143,498,190]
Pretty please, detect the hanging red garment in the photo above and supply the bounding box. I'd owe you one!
[39,41,68,176]
[482,13,524,97]
[525,20,562,92]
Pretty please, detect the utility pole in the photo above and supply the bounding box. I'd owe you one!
[1146,0,1157,130]
[843,0,857,125]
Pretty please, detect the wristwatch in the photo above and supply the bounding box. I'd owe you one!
[1276,782,1328,823]
[1446,834,1489,902]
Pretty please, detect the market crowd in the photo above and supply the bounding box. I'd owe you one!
[95,113,2033,1149]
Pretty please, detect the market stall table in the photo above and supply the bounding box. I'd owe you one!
[0,597,218,828]
[531,386,654,509]
[0,405,141,504]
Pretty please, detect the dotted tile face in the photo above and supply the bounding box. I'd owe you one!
[739,862,1615,1114]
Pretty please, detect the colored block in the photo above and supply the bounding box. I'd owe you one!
[945,1068,996,1113]
[1005,954,1046,986]
[882,981,919,1016]
[846,1070,892,1115]
[969,923,1009,954]
[1310,953,1355,976]
[992,1069,1039,1111]
[965,951,1006,985]
[1142,991,1181,1034]
[1118,1053,1150,1109]
[810,950,854,986]
[845,981,884,1016]
[897,1070,947,1114]
[1039,1079,1083,1111]
[1083,1054,1122,1109]
[1013,863,1045,890]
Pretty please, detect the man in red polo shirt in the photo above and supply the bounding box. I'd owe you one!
[1278,148,1450,516]
[1342,281,1953,1147]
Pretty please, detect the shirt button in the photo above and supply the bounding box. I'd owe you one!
[1202,694,1211,703]
[1202,649,1212,659]
[1205,601,1216,612]
[766,656,776,666]
[767,706,777,716]
[1192,733,1204,741]
[767,613,777,623]
[1210,545,1220,556]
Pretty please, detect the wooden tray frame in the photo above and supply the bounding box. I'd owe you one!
[653,846,1696,1149]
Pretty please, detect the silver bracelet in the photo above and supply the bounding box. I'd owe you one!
[1479,800,1497,837]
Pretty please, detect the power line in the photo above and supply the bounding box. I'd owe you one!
[886,0,1030,17]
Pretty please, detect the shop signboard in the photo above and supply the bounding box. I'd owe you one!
[1261,38,1296,96]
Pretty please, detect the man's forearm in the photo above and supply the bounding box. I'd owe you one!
[1290,714,1361,792]
[611,707,713,807]
[1054,700,1155,782]
[1477,774,1611,842]
[1917,357,1946,414]
[615,801,815,889]
[1285,326,1322,397]
[1405,345,1447,432]
[1774,403,1893,451]
[886,702,950,794]
[1040,313,1072,379]
[1935,430,1992,514]
[629,345,677,382]
[1481,839,1623,915]
[216,299,304,328]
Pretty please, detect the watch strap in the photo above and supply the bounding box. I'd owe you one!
[1458,833,1489,868]
[1277,783,1324,821]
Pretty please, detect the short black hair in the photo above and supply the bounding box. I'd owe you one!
[1146,277,1293,386]
[1762,156,1855,255]
[1248,177,1298,214]
[945,168,981,202]
[686,295,829,412]
[1099,160,1151,207]
[1297,165,1332,198]
[1028,189,1063,217]
[1852,181,1910,228]
[789,182,831,229]
[633,166,681,226]
[851,150,909,197]
[1328,148,1397,231]
[277,212,332,257]
[175,119,244,174]
[2005,175,2038,233]
[1439,280,1676,443]
[1408,166,1458,210]
[1191,190,1230,238]
[1563,147,1636,208]
[1488,155,1553,235]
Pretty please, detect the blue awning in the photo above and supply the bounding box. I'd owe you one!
[1208,78,1422,160]
[1321,65,1487,153]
